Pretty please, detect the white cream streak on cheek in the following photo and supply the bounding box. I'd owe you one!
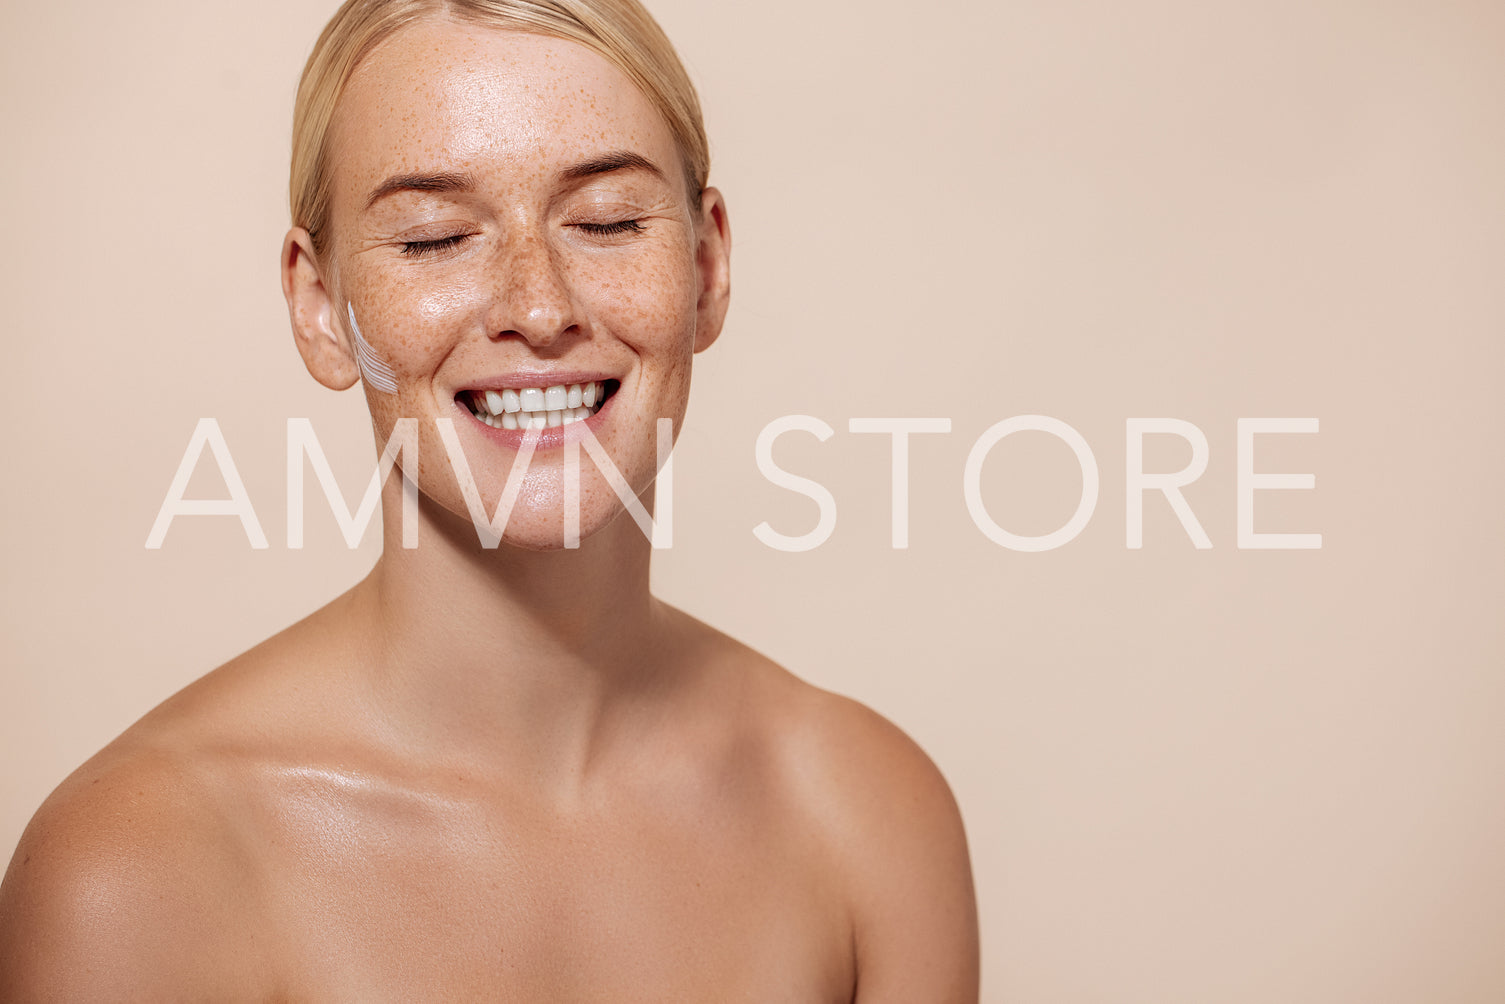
[347,303,398,394]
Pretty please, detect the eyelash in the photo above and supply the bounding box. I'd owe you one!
[577,219,647,237]
[399,234,470,259]
[397,220,646,259]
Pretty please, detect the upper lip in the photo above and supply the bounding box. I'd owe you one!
[455,371,620,392]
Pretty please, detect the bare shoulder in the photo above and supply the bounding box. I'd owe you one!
[671,608,981,1002]
[0,613,343,1000]
[772,680,979,1001]
[0,731,269,999]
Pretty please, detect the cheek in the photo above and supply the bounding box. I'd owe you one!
[352,275,483,378]
[346,275,486,431]
[579,242,700,357]
[344,277,484,483]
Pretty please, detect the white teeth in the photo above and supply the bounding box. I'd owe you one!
[468,380,609,429]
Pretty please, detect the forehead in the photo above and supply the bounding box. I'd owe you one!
[329,19,676,198]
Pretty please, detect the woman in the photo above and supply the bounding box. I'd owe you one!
[0,0,978,998]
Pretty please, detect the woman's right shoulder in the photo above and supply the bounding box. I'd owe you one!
[0,723,274,998]
[0,621,339,999]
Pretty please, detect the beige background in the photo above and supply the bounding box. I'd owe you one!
[3,0,1503,999]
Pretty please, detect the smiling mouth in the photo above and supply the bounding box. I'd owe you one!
[459,380,619,430]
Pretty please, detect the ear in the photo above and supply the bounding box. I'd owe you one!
[691,187,731,354]
[282,228,360,391]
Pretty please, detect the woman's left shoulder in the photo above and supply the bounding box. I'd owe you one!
[663,605,979,998]
[663,602,973,856]
[759,666,972,867]
[743,654,982,999]
[670,606,966,829]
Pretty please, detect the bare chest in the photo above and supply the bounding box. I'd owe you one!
[246,780,853,1001]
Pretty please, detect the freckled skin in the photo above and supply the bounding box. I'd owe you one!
[317,23,707,545]
[0,19,978,1003]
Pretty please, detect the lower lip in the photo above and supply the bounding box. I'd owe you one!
[453,391,614,450]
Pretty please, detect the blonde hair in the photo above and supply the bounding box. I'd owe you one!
[290,0,709,256]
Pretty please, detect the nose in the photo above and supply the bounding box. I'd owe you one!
[487,226,580,349]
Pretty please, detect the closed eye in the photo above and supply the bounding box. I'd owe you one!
[399,234,472,259]
[576,220,646,237]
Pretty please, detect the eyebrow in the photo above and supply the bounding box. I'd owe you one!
[558,150,667,184]
[363,171,477,210]
[362,151,667,212]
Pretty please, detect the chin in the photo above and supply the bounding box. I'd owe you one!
[424,475,653,553]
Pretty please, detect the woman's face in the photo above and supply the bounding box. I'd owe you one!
[283,18,729,549]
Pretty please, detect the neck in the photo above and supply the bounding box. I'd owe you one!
[344,474,670,788]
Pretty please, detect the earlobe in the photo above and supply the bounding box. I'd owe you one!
[281,228,361,391]
[692,187,732,354]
